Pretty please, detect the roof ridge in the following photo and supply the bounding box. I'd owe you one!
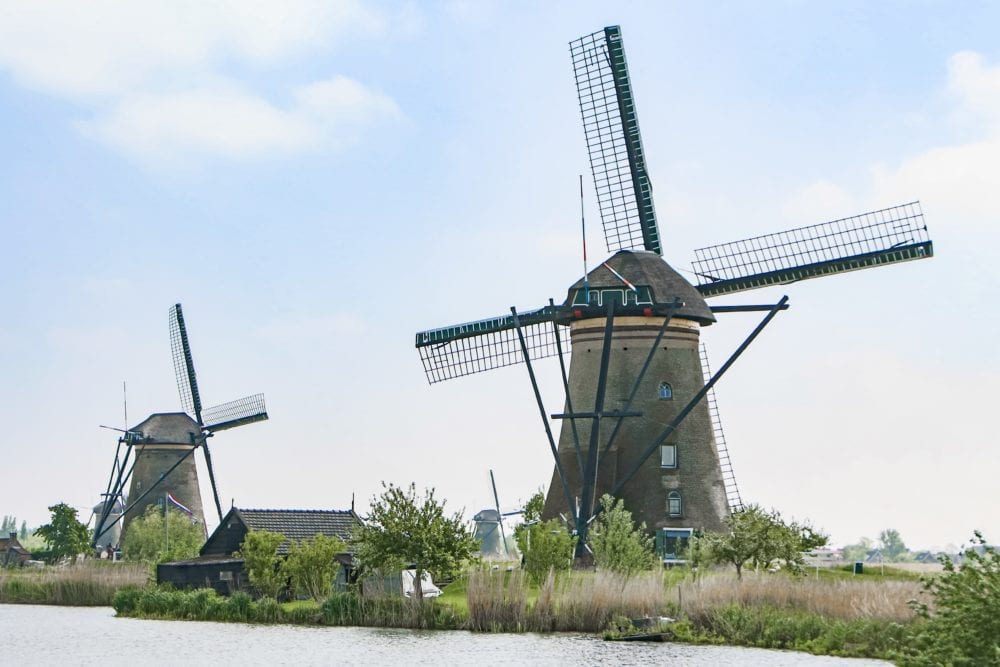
[237,508,354,514]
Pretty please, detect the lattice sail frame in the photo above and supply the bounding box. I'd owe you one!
[203,393,268,432]
[693,202,932,297]
[169,304,203,423]
[416,308,570,384]
[571,26,661,255]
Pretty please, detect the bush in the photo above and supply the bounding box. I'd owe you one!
[590,495,658,577]
[517,520,574,585]
[899,531,1000,666]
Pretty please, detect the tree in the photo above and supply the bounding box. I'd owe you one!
[901,531,1000,666]
[19,520,28,540]
[841,537,873,563]
[35,503,90,563]
[353,482,479,602]
[589,494,658,577]
[283,533,347,602]
[522,490,545,524]
[701,504,827,579]
[516,519,575,585]
[237,530,287,599]
[878,528,909,562]
[121,506,205,563]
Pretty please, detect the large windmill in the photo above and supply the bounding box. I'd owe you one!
[93,304,268,549]
[414,26,932,562]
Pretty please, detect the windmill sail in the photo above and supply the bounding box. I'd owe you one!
[692,202,933,297]
[203,393,268,433]
[571,26,661,256]
[415,306,570,384]
[169,304,203,424]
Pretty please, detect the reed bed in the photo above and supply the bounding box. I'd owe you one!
[0,562,149,606]
[677,572,924,624]
[465,567,528,631]
[465,568,667,633]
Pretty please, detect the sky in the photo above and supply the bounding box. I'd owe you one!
[1,1,997,552]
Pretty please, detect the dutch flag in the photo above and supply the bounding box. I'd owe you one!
[166,493,193,516]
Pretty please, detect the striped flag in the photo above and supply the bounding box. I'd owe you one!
[166,493,193,516]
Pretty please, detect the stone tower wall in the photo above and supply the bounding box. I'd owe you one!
[123,413,208,538]
[541,316,729,534]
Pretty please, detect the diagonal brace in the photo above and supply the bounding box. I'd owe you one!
[610,296,789,498]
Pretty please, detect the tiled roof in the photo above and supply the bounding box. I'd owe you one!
[234,509,360,554]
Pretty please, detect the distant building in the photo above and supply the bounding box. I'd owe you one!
[157,507,361,596]
[0,531,31,566]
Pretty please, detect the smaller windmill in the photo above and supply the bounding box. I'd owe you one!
[472,470,522,559]
[93,304,268,549]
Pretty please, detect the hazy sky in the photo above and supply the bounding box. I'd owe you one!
[1,1,997,552]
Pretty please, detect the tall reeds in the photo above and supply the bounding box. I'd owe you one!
[677,572,923,624]
[0,561,149,606]
[465,568,667,633]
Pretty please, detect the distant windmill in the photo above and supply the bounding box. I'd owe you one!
[472,470,522,559]
[414,26,933,563]
[93,304,268,549]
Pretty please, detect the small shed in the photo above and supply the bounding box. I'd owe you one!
[0,531,31,566]
[158,507,361,595]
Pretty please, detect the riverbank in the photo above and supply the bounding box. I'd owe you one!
[111,568,926,661]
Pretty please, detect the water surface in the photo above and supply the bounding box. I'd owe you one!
[1,604,891,666]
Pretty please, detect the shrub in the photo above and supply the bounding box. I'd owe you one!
[518,520,574,585]
[589,495,658,577]
[899,531,1000,666]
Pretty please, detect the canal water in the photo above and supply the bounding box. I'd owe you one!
[1,605,891,666]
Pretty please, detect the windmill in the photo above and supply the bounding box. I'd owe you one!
[414,26,933,563]
[93,304,268,549]
[472,470,523,559]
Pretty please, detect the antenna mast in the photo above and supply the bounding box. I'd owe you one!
[580,174,589,303]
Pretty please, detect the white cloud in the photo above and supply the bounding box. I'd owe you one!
[0,1,400,164]
[0,0,384,97]
[785,51,1000,228]
[80,77,399,163]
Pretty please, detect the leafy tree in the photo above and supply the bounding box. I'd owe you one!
[701,504,827,579]
[516,519,575,585]
[522,490,545,523]
[19,520,28,540]
[901,531,1000,666]
[1,515,15,534]
[589,494,657,577]
[121,506,205,563]
[878,528,909,562]
[841,537,873,563]
[237,530,287,599]
[36,503,90,563]
[283,533,347,602]
[353,482,478,602]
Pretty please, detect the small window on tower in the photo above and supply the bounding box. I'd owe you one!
[660,444,677,468]
[667,491,682,517]
[658,382,673,400]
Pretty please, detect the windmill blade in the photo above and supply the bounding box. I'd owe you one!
[202,394,269,433]
[169,304,203,424]
[571,25,661,255]
[699,342,742,513]
[692,201,933,297]
[415,305,570,384]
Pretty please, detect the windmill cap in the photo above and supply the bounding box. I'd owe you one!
[566,250,716,325]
